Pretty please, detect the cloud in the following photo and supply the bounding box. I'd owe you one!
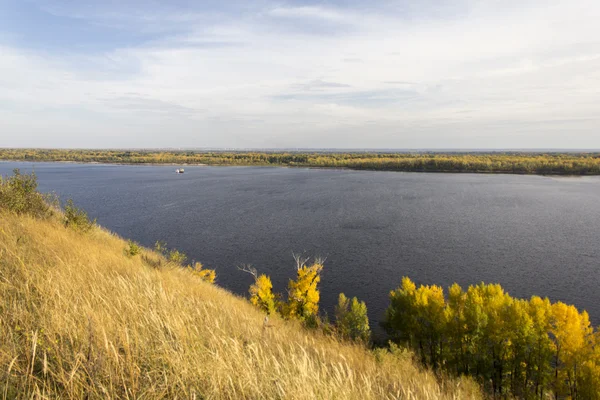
[99,96,202,117]
[267,6,351,22]
[0,0,600,148]
[290,79,353,91]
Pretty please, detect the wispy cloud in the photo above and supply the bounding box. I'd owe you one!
[267,6,352,22]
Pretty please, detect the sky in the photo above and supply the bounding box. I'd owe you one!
[0,0,599,149]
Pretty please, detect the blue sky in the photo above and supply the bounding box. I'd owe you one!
[1,0,599,148]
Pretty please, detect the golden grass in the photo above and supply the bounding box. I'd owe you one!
[0,212,482,399]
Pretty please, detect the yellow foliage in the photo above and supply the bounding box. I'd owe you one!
[286,262,323,320]
[188,261,216,283]
[249,274,276,315]
[385,277,600,398]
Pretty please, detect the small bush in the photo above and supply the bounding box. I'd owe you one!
[125,240,141,257]
[154,241,190,266]
[64,199,95,232]
[187,262,216,283]
[168,249,187,265]
[154,240,168,255]
[0,169,52,218]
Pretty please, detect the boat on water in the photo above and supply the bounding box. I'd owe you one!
[175,168,185,174]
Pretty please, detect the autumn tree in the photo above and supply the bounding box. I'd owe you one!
[240,265,277,315]
[284,255,324,322]
[550,301,593,398]
[383,277,446,367]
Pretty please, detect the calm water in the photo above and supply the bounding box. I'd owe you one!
[3,161,600,335]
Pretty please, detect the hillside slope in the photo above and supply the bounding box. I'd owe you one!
[0,212,481,399]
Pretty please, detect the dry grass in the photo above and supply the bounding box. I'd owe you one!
[0,212,482,399]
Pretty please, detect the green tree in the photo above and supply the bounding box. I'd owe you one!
[0,169,52,217]
[383,276,418,345]
[335,293,370,343]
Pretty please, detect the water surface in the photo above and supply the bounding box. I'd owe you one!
[2,162,599,335]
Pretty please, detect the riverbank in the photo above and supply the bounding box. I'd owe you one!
[2,149,600,175]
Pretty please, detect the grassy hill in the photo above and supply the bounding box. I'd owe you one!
[0,209,481,398]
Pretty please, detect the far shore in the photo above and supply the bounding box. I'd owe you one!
[2,149,599,175]
[1,158,598,177]
[0,159,208,167]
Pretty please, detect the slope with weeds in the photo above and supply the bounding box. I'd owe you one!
[0,211,481,399]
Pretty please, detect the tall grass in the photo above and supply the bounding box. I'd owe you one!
[0,211,481,399]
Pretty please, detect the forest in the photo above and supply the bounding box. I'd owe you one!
[2,148,600,175]
[383,277,600,399]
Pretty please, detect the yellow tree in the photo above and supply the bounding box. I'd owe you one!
[250,275,276,315]
[527,296,554,397]
[285,255,324,321]
[240,265,276,315]
[383,278,446,367]
[446,283,467,374]
[579,331,600,400]
[550,302,592,398]
[503,298,534,397]
[463,284,489,379]
[476,283,512,395]
[414,283,447,368]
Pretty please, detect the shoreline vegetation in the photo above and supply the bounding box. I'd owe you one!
[3,169,600,398]
[2,148,600,175]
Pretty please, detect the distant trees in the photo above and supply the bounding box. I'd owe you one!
[2,149,600,175]
[383,277,600,398]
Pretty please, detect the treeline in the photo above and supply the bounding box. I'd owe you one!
[383,277,600,399]
[2,148,600,174]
